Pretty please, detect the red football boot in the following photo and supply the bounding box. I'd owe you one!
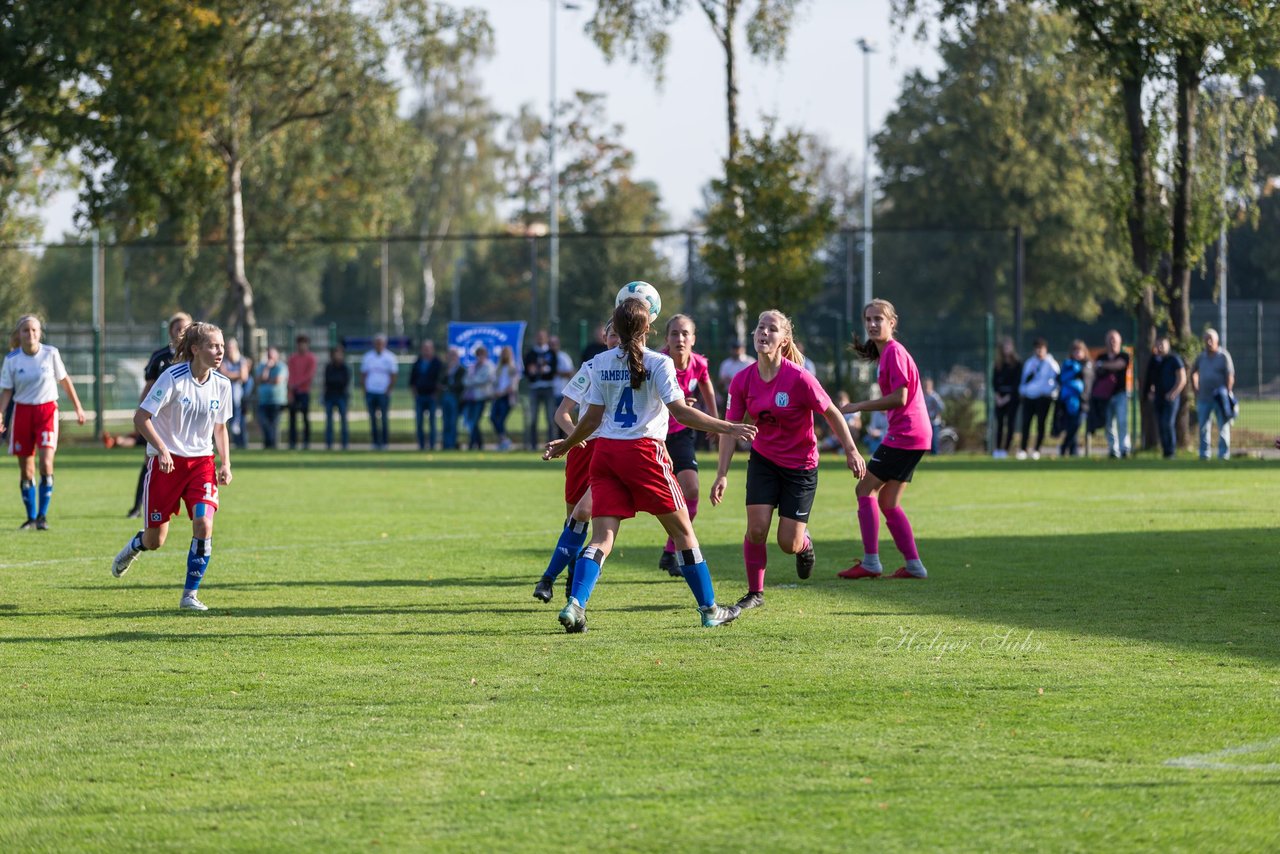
[889,567,927,579]
[837,560,882,580]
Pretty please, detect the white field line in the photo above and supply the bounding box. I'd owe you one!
[0,528,550,570]
[1164,738,1280,772]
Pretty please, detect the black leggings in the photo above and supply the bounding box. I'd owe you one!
[1020,397,1052,452]
[995,401,1019,451]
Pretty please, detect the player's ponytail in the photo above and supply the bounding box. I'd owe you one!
[614,298,650,390]
[851,298,899,362]
[759,309,804,367]
[174,322,222,363]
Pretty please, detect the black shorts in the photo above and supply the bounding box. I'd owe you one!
[867,444,926,484]
[745,449,818,521]
[665,427,699,474]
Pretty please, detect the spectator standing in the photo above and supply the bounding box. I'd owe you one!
[1091,330,1131,459]
[1190,328,1235,460]
[923,378,945,455]
[524,330,558,449]
[991,337,1021,459]
[440,348,466,450]
[361,334,398,450]
[409,340,443,451]
[717,340,754,396]
[1144,335,1187,459]
[462,345,496,450]
[1056,340,1091,457]
[218,338,252,450]
[1016,337,1058,460]
[491,346,521,451]
[286,334,317,450]
[323,345,351,450]
[256,346,288,449]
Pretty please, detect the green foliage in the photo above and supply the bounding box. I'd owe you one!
[702,122,836,317]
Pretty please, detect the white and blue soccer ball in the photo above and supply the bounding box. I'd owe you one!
[615,281,662,323]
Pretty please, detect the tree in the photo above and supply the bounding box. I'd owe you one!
[702,121,836,316]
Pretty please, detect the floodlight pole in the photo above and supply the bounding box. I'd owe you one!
[857,38,876,311]
[549,2,579,336]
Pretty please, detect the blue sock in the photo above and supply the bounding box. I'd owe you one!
[21,479,36,521]
[542,519,589,581]
[186,537,211,592]
[37,475,53,518]
[678,548,715,609]
[569,547,604,606]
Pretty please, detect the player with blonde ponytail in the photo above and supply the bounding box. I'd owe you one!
[544,296,756,633]
[712,309,865,611]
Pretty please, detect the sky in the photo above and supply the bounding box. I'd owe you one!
[38,0,941,241]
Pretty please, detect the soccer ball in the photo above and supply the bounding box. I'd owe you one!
[615,281,662,323]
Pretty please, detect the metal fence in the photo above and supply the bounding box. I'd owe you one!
[13,230,1280,453]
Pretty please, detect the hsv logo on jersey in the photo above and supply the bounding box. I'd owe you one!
[209,399,220,411]
[775,391,790,407]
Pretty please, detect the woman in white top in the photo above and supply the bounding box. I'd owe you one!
[489,346,521,452]
[1016,337,1059,460]
[110,322,233,612]
[0,315,86,530]
[462,345,496,450]
[544,298,756,633]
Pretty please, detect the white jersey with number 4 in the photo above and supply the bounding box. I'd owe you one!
[141,362,233,458]
[585,347,681,441]
[1,345,68,405]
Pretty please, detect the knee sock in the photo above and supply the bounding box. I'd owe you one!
[743,537,767,594]
[569,546,604,606]
[37,475,53,518]
[543,519,589,580]
[664,498,699,554]
[857,496,881,570]
[883,506,926,577]
[124,531,148,556]
[21,478,36,521]
[678,547,715,609]
[186,537,211,592]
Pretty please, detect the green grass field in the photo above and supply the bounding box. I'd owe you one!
[1,450,1278,851]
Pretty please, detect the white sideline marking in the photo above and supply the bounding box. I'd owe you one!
[1164,738,1280,772]
[0,528,549,570]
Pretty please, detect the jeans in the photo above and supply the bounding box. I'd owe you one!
[1197,399,1230,459]
[288,391,312,449]
[366,392,390,449]
[1020,397,1051,452]
[994,400,1018,451]
[259,403,283,449]
[440,392,460,450]
[1059,409,1083,457]
[1104,393,1130,457]
[463,399,487,450]
[1155,396,1179,457]
[415,393,437,450]
[324,393,349,449]
[490,395,513,440]
[526,386,558,449]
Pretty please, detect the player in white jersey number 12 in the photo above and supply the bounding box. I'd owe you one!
[543,297,757,633]
[110,323,234,611]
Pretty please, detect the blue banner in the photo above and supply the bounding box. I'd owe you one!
[448,322,527,367]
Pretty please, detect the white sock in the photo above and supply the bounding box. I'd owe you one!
[861,553,882,572]
[905,558,927,578]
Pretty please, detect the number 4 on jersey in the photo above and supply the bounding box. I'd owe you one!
[613,388,637,428]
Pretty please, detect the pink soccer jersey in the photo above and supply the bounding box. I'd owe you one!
[727,359,831,470]
[877,339,932,450]
[665,351,710,434]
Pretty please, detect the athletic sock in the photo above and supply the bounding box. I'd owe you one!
[126,531,147,555]
[663,536,676,554]
[21,479,36,521]
[743,537,767,594]
[543,518,589,580]
[569,546,604,606]
[37,475,53,518]
[905,558,928,579]
[883,506,920,562]
[800,532,812,552]
[857,495,880,568]
[678,547,715,609]
[185,537,212,592]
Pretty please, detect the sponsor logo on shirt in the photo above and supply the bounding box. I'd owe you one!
[574,375,587,387]
[150,388,164,402]
[180,396,192,408]
[775,392,790,407]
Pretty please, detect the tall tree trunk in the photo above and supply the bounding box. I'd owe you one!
[225,157,259,358]
[1169,45,1201,345]
[1122,74,1159,451]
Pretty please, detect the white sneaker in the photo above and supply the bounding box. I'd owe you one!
[1030,450,1041,460]
[111,545,140,578]
[179,593,208,611]
[1015,450,1028,460]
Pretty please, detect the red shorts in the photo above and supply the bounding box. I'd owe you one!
[142,455,219,528]
[8,401,58,456]
[564,440,595,506]
[589,437,685,520]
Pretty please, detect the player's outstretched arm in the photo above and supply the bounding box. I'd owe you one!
[710,424,738,506]
[544,404,603,460]
[844,385,908,414]
[822,403,865,478]
[553,396,578,438]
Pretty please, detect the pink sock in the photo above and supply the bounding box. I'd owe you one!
[883,506,919,561]
[744,537,767,593]
[857,496,880,556]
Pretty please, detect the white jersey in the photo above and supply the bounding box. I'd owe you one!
[585,347,681,441]
[1,345,68,405]
[563,362,603,440]
[140,362,232,458]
